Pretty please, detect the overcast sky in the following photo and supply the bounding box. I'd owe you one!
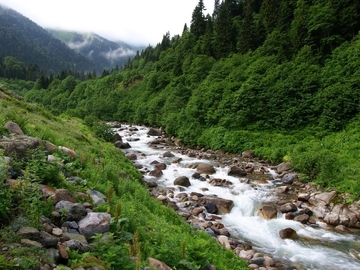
[0,0,214,46]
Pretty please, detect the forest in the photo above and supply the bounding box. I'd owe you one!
[6,0,360,200]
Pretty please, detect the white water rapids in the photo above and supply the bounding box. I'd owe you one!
[116,125,360,270]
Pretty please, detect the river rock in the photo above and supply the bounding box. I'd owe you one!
[298,193,310,202]
[55,201,87,222]
[203,197,234,214]
[281,173,298,184]
[114,141,131,149]
[62,239,93,253]
[196,163,216,174]
[242,150,255,159]
[148,257,172,270]
[205,201,218,214]
[149,169,163,177]
[294,214,309,224]
[279,228,297,239]
[154,162,167,170]
[276,162,291,174]
[275,186,289,194]
[227,166,247,177]
[163,151,174,157]
[1,135,40,159]
[5,121,24,135]
[78,212,111,239]
[174,176,191,187]
[21,238,42,248]
[126,153,137,160]
[147,128,162,136]
[218,235,231,250]
[279,202,298,213]
[259,204,277,220]
[315,191,337,205]
[114,133,122,141]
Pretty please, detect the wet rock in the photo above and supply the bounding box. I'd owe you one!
[147,128,162,136]
[174,176,191,187]
[154,162,167,170]
[196,163,216,175]
[298,193,310,202]
[205,228,216,237]
[275,186,289,194]
[281,173,298,184]
[78,212,111,239]
[294,214,309,224]
[126,153,137,160]
[259,204,277,220]
[114,133,122,141]
[228,166,247,177]
[279,203,298,213]
[205,201,218,214]
[250,257,265,266]
[285,212,295,220]
[203,197,234,214]
[114,141,131,149]
[5,121,24,135]
[149,169,163,177]
[163,151,174,157]
[279,228,297,239]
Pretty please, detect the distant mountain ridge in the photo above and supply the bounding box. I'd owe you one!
[47,30,141,71]
[0,5,102,74]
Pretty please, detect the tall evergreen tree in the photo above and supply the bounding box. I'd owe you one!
[237,1,257,54]
[190,0,207,40]
[261,0,281,35]
[212,0,221,19]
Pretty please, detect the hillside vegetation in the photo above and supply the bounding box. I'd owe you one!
[19,0,360,200]
[0,87,248,269]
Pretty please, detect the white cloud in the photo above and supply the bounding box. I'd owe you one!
[0,0,214,46]
[101,47,136,60]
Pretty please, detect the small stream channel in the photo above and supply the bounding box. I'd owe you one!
[116,124,360,270]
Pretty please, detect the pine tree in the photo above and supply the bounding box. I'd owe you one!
[190,0,207,39]
[237,1,256,54]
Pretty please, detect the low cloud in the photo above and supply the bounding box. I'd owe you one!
[67,39,90,50]
[101,47,136,60]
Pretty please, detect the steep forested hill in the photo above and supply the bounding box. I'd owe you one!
[14,0,360,200]
[47,30,141,71]
[0,5,100,75]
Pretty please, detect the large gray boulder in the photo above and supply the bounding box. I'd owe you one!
[196,163,216,175]
[78,212,111,239]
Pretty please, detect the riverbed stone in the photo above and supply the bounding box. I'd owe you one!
[87,189,106,206]
[242,150,255,159]
[228,166,247,177]
[280,202,298,213]
[294,214,309,224]
[147,128,162,136]
[163,151,174,157]
[174,176,191,187]
[315,191,337,205]
[275,186,289,194]
[281,173,298,184]
[17,227,40,240]
[276,162,291,174]
[54,189,76,204]
[196,163,216,174]
[279,228,297,239]
[218,235,231,249]
[259,204,277,220]
[114,141,131,149]
[203,197,234,214]
[154,162,167,170]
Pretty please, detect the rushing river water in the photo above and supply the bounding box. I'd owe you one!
[116,125,360,270]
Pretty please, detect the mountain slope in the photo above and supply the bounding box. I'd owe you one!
[47,30,138,70]
[0,5,100,73]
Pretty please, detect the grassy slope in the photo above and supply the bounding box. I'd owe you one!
[0,86,248,269]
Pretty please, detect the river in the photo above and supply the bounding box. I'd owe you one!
[116,124,360,270]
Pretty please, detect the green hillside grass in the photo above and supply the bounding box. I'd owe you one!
[0,86,249,269]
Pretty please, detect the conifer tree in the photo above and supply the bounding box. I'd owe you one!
[237,1,256,54]
[190,0,207,40]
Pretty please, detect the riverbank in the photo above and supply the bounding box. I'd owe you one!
[114,123,360,270]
